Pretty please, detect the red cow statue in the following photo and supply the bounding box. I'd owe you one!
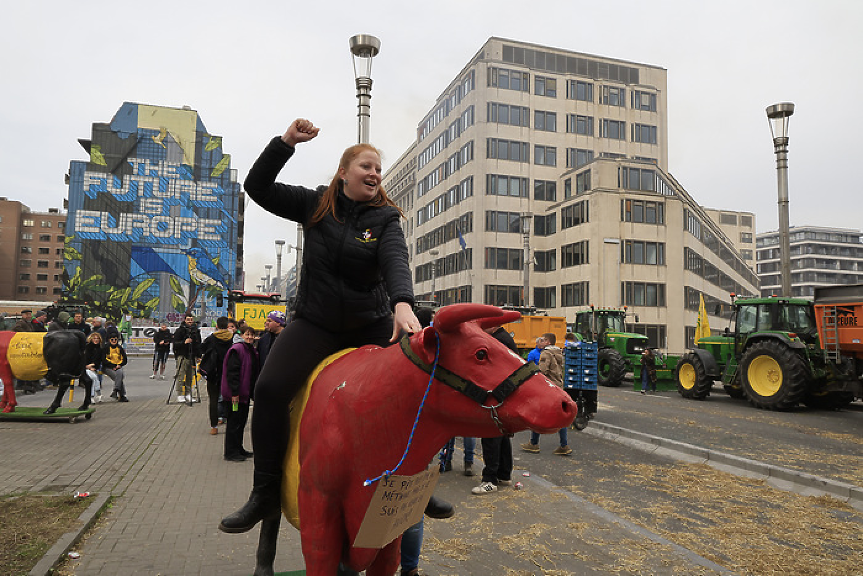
[250,303,577,576]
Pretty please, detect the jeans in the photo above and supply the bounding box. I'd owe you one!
[86,369,101,396]
[480,436,512,484]
[641,368,655,392]
[102,367,125,397]
[153,350,169,373]
[399,519,423,571]
[441,437,475,465]
[530,427,568,447]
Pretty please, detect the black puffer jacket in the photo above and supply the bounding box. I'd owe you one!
[245,137,414,332]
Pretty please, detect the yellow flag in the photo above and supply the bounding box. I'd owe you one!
[695,293,711,344]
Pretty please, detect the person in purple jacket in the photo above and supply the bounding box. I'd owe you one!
[221,327,260,462]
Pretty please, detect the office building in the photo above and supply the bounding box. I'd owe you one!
[383,38,758,350]
[756,226,863,297]
[0,199,66,301]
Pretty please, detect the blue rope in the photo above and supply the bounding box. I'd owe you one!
[364,334,440,487]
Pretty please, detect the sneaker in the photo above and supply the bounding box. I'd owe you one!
[159,375,165,380]
[497,479,512,486]
[118,396,129,403]
[149,374,156,379]
[640,390,645,395]
[210,427,218,435]
[463,462,474,477]
[109,391,118,399]
[553,445,572,456]
[177,395,186,403]
[93,395,102,403]
[471,481,498,495]
[443,461,453,472]
[521,442,540,453]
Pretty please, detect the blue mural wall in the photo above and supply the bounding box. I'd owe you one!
[64,102,242,323]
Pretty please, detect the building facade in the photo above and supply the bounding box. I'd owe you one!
[383,38,758,351]
[0,199,67,301]
[756,226,863,297]
[64,102,243,323]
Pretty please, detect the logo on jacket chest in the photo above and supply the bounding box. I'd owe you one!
[356,228,378,244]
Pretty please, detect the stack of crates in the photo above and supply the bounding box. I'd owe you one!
[563,341,598,391]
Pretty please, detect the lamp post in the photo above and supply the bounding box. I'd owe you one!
[349,34,381,144]
[275,240,285,300]
[429,249,439,302]
[521,213,531,309]
[767,102,795,297]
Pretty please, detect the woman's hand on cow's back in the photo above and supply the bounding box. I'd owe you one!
[281,119,320,148]
[390,302,421,342]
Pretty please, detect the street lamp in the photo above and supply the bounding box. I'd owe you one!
[767,102,795,297]
[275,239,286,300]
[521,213,531,309]
[349,34,381,144]
[429,249,439,302]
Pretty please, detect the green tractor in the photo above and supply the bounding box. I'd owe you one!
[572,306,648,387]
[676,295,855,410]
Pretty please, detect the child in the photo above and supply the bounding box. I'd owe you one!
[221,327,260,462]
[84,332,104,402]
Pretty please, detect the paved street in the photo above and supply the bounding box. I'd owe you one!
[3,357,861,575]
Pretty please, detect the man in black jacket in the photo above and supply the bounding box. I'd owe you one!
[151,323,172,380]
[200,316,235,434]
[173,314,201,403]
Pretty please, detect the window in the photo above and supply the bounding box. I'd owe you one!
[37,260,49,268]
[54,261,62,269]
[488,67,530,92]
[534,213,557,236]
[566,148,594,169]
[19,259,31,268]
[21,233,32,240]
[741,249,753,260]
[485,247,523,270]
[566,114,594,136]
[622,282,666,307]
[632,123,657,144]
[23,219,34,227]
[39,234,51,242]
[534,111,556,132]
[53,274,60,281]
[600,85,626,106]
[41,221,52,228]
[622,240,665,265]
[19,273,30,280]
[38,247,50,255]
[55,248,62,256]
[601,119,625,140]
[631,90,657,111]
[575,170,591,194]
[35,287,47,295]
[18,286,30,294]
[534,286,556,308]
[534,180,556,201]
[485,211,523,233]
[562,281,589,307]
[619,167,655,192]
[487,138,529,162]
[621,199,665,224]
[534,145,557,166]
[487,174,528,197]
[561,201,589,229]
[484,285,523,307]
[487,103,529,127]
[741,232,753,243]
[53,287,63,295]
[56,235,65,242]
[561,241,589,267]
[20,246,32,254]
[535,76,557,97]
[58,221,65,232]
[534,249,556,272]
[566,80,593,102]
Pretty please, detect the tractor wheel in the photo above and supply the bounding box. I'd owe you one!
[802,390,855,410]
[739,340,809,410]
[598,348,626,387]
[676,353,712,400]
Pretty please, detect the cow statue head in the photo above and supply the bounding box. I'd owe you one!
[404,303,576,437]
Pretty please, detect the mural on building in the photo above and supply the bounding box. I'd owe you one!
[64,102,242,323]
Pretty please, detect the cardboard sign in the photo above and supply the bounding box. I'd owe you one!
[352,468,439,549]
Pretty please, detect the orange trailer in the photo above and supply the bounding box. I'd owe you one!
[813,284,863,359]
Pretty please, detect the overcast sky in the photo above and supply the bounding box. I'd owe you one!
[2,1,860,290]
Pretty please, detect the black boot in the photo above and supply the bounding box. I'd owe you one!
[219,471,281,533]
[425,495,454,519]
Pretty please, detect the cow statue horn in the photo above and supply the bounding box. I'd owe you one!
[431,303,520,333]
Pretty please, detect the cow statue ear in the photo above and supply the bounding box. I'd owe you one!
[416,326,440,365]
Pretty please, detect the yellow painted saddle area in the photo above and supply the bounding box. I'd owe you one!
[7,333,48,381]
[281,348,356,529]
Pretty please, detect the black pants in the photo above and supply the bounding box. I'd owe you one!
[207,375,221,428]
[480,436,513,484]
[251,316,393,476]
[225,402,250,458]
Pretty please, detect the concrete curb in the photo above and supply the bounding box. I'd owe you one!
[28,492,111,576]
[586,421,863,511]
